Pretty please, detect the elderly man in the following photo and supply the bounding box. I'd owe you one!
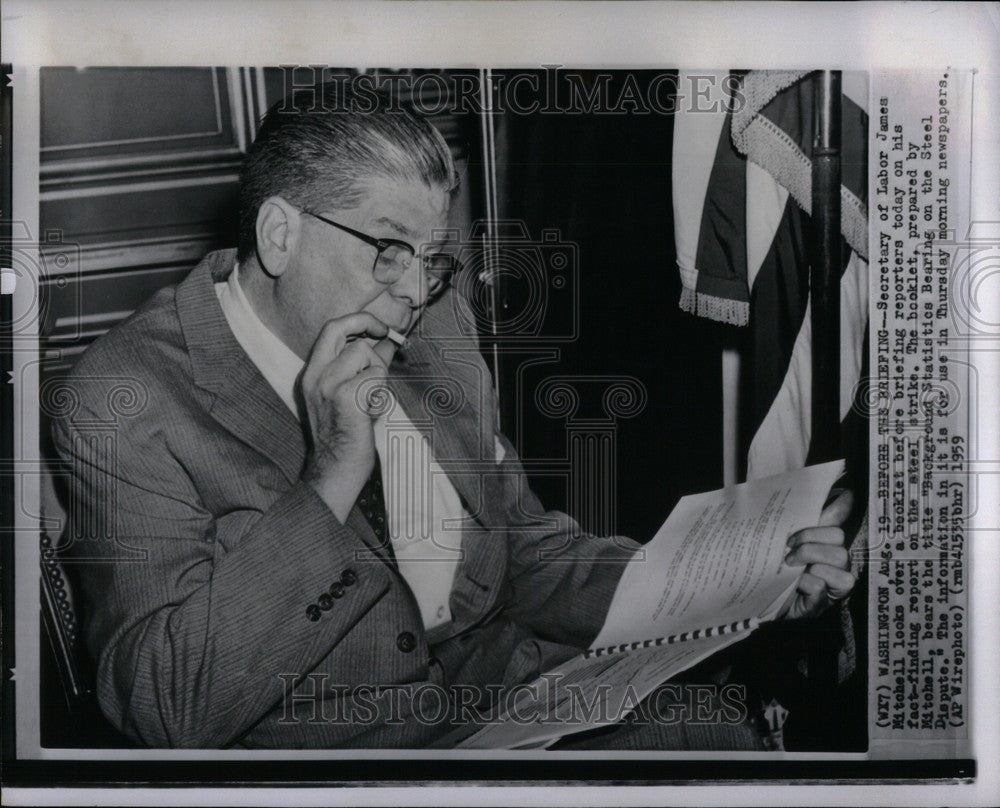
[53,82,855,749]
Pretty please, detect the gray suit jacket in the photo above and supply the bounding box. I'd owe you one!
[53,249,639,749]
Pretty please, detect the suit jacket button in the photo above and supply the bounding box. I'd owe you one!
[329,581,345,598]
[341,569,357,586]
[396,631,417,653]
[305,604,321,622]
[318,593,334,611]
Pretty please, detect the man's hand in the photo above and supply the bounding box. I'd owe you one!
[300,312,390,522]
[778,489,857,620]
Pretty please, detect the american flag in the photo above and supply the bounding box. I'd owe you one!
[672,70,869,482]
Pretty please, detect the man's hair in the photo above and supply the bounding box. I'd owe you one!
[236,81,459,263]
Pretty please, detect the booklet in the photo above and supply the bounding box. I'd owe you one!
[457,460,845,749]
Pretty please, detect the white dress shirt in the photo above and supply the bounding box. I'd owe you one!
[215,264,464,629]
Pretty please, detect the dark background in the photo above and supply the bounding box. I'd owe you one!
[491,70,723,540]
[36,67,724,747]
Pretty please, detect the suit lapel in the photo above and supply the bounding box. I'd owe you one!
[207,363,307,485]
[175,250,307,484]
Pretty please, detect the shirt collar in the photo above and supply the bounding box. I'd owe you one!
[215,262,305,419]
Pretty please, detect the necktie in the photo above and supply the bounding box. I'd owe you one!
[358,451,395,565]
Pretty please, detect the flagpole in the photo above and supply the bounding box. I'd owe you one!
[810,70,842,463]
[478,69,503,429]
[805,69,846,720]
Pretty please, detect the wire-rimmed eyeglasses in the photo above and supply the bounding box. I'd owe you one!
[299,207,460,301]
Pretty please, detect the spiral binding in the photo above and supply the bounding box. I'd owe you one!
[583,617,760,659]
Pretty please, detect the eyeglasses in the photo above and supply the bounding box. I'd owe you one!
[299,207,459,301]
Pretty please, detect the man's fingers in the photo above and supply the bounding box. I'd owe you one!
[314,341,379,398]
[785,541,849,570]
[786,525,844,550]
[795,573,828,616]
[818,488,853,527]
[327,311,391,342]
[787,559,858,620]
[303,312,390,383]
[801,563,856,597]
[794,569,855,617]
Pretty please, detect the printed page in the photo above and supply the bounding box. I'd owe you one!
[592,460,845,650]
[459,625,755,749]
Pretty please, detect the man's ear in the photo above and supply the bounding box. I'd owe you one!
[255,196,301,277]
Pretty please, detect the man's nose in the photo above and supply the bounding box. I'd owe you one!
[389,257,429,308]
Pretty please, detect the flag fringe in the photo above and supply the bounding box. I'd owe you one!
[679,287,749,326]
[841,186,869,262]
[732,71,870,262]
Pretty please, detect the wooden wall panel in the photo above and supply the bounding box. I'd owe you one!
[42,179,239,249]
[39,66,249,356]
[40,67,239,164]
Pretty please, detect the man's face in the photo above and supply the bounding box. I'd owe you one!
[284,176,450,351]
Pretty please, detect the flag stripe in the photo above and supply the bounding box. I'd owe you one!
[693,100,748,305]
[672,71,730,297]
[745,158,790,293]
[746,248,866,479]
[674,71,752,325]
[737,199,811,462]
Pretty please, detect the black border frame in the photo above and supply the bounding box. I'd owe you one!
[2,61,19,772]
[1,758,978,788]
